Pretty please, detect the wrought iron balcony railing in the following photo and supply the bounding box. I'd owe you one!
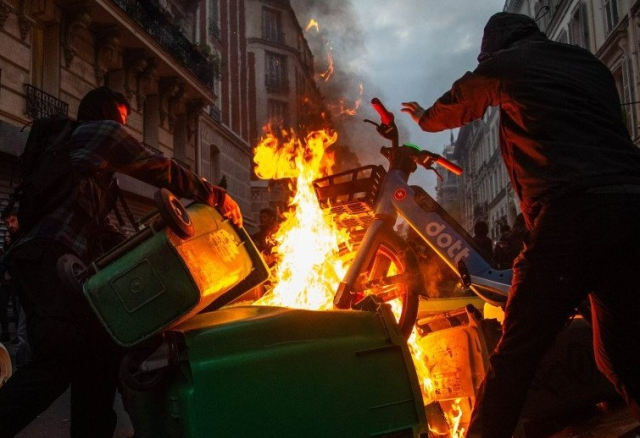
[111,0,220,88]
[24,84,69,120]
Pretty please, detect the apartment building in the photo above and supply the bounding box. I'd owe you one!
[0,0,256,231]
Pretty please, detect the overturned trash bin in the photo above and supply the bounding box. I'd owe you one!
[82,189,269,347]
[121,303,427,438]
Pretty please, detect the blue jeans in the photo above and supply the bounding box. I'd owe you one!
[467,191,640,437]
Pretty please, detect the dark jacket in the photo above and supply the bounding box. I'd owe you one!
[418,13,640,222]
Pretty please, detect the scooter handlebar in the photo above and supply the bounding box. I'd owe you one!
[414,150,463,175]
[434,155,463,175]
[371,97,394,125]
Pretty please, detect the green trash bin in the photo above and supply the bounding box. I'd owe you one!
[122,304,428,438]
[83,202,269,347]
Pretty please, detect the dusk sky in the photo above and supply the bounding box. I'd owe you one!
[290,0,505,194]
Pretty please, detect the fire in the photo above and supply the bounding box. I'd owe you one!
[252,128,349,309]
[320,49,334,82]
[445,398,465,438]
[305,18,320,32]
[328,83,363,117]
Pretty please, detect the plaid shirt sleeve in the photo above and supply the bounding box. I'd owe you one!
[13,120,225,260]
[70,120,224,205]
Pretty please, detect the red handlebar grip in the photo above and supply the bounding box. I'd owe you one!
[371,97,394,125]
[435,157,463,175]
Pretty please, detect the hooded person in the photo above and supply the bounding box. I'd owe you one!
[402,12,640,438]
[0,86,243,438]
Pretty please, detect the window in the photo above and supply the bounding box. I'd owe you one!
[31,22,60,95]
[143,95,160,149]
[604,0,620,34]
[621,59,636,137]
[569,3,590,50]
[557,29,568,44]
[267,99,288,128]
[210,144,221,184]
[265,52,288,92]
[534,1,551,32]
[208,0,221,41]
[173,115,187,163]
[262,7,283,43]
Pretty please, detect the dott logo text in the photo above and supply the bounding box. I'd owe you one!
[425,220,471,263]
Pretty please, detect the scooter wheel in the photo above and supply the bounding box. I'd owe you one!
[154,188,195,239]
[119,348,166,392]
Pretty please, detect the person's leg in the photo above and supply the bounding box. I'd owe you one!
[466,259,586,437]
[0,241,88,436]
[70,311,122,438]
[588,193,640,422]
[0,358,71,438]
[467,197,601,438]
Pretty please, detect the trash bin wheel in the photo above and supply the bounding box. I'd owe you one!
[154,188,195,239]
[56,254,87,295]
[120,347,166,392]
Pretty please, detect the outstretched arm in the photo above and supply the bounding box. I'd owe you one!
[70,121,243,227]
[402,70,500,132]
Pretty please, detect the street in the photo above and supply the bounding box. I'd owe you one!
[14,389,133,438]
[9,385,640,438]
[4,338,638,438]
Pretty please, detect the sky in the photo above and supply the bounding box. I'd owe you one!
[289,0,506,195]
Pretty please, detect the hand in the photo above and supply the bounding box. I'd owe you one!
[401,102,425,124]
[219,193,243,228]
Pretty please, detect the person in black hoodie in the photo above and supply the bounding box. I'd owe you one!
[402,12,640,438]
[0,87,242,438]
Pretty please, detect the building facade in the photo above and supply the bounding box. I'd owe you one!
[0,0,257,235]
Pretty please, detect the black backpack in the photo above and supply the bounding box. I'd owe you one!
[8,116,80,232]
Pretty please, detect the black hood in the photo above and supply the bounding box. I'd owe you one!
[478,12,546,62]
[77,86,130,122]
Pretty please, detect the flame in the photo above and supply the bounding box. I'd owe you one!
[328,82,363,116]
[253,128,349,309]
[445,398,465,438]
[305,18,320,32]
[320,49,334,82]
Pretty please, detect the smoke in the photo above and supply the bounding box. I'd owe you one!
[290,0,411,171]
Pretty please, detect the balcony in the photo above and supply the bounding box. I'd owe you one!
[24,84,69,120]
[111,0,220,89]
